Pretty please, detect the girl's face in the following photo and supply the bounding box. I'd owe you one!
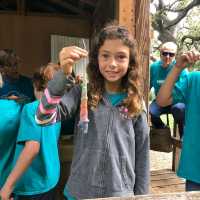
[98,39,130,92]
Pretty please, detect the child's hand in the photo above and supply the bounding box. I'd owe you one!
[7,95,19,100]
[0,186,14,200]
[59,46,88,75]
[176,50,200,70]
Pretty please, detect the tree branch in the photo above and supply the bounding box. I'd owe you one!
[181,35,200,45]
[165,0,200,28]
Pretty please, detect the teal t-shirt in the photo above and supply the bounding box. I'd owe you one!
[172,71,200,183]
[150,60,188,96]
[13,100,61,195]
[106,92,127,106]
[0,100,22,188]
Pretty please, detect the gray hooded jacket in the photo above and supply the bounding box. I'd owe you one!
[36,70,150,199]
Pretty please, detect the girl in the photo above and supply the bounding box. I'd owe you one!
[0,63,61,200]
[36,23,150,199]
[157,50,200,192]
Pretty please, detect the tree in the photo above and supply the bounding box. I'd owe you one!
[178,6,200,51]
[151,0,200,46]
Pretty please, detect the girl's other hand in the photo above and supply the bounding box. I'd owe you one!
[59,46,88,75]
[176,50,200,70]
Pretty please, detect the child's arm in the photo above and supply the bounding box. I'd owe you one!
[157,51,200,106]
[36,46,88,125]
[0,141,40,200]
[134,111,150,195]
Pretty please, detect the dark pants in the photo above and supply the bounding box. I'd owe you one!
[149,100,185,138]
[15,186,56,200]
[186,180,200,191]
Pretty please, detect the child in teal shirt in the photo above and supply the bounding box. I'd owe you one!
[0,99,23,189]
[157,50,200,191]
[0,63,61,200]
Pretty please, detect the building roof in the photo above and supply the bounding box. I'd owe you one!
[0,0,99,18]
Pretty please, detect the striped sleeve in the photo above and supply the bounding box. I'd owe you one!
[36,70,75,125]
[36,89,61,125]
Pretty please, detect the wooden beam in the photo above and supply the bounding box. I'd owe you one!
[172,123,181,171]
[30,1,59,13]
[92,0,115,34]
[17,0,26,15]
[79,0,97,6]
[48,0,91,17]
[116,0,150,110]
[135,0,150,110]
[0,10,90,20]
[116,0,135,35]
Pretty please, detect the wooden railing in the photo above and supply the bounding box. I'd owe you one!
[171,121,182,171]
[88,191,200,200]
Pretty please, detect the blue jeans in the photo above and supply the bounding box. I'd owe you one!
[186,180,200,191]
[149,100,185,138]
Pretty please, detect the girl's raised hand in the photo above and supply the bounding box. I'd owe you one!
[59,46,88,75]
[176,50,200,70]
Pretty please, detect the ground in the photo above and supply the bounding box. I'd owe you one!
[150,150,172,171]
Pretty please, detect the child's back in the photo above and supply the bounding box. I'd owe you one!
[0,99,22,188]
[13,100,61,196]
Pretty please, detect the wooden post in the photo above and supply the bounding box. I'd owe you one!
[135,0,150,110]
[172,122,182,171]
[116,0,135,35]
[91,0,115,36]
[17,0,26,15]
[116,0,150,110]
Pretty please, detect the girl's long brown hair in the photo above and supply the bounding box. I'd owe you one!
[87,23,143,117]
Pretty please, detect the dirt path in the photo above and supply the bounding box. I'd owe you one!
[150,150,172,171]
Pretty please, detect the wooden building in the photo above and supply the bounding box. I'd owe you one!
[0,0,150,103]
[1,1,194,199]
[0,0,151,199]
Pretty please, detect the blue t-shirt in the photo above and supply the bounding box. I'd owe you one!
[13,101,61,195]
[150,60,188,96]
[172,71,200,183]
[0,75,34,102]
[0,100,22,188]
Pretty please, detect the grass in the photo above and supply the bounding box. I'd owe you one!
[161,114,174,129]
